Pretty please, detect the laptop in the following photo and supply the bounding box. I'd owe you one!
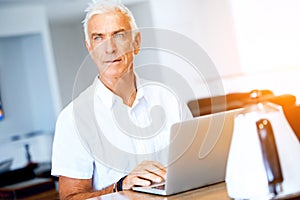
[132,109,241,196]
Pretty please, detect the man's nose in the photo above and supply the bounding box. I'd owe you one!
[105,38,116,54]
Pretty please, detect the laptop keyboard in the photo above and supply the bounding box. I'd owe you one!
[150,181,165,190]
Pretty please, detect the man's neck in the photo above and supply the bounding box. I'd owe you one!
[99,71,137,107]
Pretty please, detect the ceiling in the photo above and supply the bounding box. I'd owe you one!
[0,0,146,23]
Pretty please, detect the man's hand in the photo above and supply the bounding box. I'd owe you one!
[122,160,166,190]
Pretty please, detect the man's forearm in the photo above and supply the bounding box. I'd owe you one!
[62,184,115,200]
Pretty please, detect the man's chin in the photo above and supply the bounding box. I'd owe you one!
[101,70,133,80]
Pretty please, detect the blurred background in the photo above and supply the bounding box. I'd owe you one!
[0,0,299,181]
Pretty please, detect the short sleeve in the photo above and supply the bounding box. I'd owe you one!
[51,104,94,179]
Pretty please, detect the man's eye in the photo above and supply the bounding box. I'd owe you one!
[93,36,103,41]
[113,32,125,39]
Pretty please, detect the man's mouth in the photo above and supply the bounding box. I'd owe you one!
[104,58,122,64]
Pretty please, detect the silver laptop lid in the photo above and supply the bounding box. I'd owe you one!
[164,109,239,195]
[132,109,240,196]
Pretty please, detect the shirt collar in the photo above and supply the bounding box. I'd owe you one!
[95,77,115,109]
[94,74,146,110]
[130,76,145,109]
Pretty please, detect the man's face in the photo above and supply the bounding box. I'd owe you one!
[86,10,140,82]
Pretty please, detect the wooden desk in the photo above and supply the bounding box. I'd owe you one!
[90,182,229,200]
[23,189,59,200]
[0,178,59,200]
[89,182,300,200]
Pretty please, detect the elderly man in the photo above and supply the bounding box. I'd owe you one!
[51,1,191,199]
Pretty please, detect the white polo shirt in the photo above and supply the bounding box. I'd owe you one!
[51,77,192,190]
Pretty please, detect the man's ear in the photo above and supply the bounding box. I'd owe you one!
[85,40,92,53]
[133,32,141,55]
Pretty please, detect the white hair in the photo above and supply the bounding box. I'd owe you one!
[82,0,138,46]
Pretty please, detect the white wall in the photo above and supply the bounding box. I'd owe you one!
[231,0,300,73]
[148,0,241,78]
[0,36,34,135]
[227,0,300,103]
[49,22,89,107]
[0,5,60,168]
[0,5,60,136]
[133,0,300,103]
[130,0,241,102]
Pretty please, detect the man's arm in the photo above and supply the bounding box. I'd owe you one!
[59,160,166,199]
[59,176,115,200]
[59,176,114,200]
